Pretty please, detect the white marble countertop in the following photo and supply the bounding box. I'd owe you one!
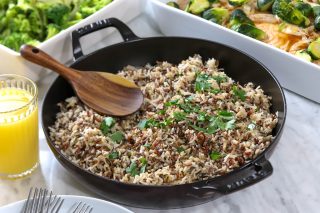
[1,15,320,213]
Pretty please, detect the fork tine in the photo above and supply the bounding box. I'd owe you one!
[22,187,33,213]
[39,189,48,213]
[53,199,64,213]
[87,207,93,213]
[72,202,82,213]
[82,205,90,213]
[45,191,53,213]
[34,188,43,213]
[50,197,62,213]
[30,188,38,213]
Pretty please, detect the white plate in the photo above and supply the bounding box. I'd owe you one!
[0,195,133,213]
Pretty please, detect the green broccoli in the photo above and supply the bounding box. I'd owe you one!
[45,24,61,40]
[79,0,112,18]
[45,3,70,26]
[0,0,113,51]
[272,0,310,27]
[0,33,39,51]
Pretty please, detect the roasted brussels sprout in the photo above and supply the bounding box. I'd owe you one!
[314,15,320,31]
[313,5,320,17]
[272,0,310,27]
[229,9,254,27]
[294,2,312,17]
[231,23,267,40]
[257,0,275,11]
[295,50,312,61]
[307,40,320,59]
[202,8,229,24]
[187,0,210,14]
[228,0,247,6]
[167,1,180,9]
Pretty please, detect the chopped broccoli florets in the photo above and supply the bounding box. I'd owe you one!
[0,0,113,51]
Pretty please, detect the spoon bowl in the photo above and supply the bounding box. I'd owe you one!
[20,45,143,116]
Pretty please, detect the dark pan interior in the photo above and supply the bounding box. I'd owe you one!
[42,37,286,208]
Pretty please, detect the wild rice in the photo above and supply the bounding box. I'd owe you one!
[49,55,277,185]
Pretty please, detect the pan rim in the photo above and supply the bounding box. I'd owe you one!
[42,36,287,189]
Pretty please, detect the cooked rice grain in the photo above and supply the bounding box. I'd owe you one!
[49,55,277,185]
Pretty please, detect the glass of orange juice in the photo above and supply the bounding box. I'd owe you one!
[0,74,39,179]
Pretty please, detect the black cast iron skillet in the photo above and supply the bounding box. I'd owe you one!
[42,18,286,209]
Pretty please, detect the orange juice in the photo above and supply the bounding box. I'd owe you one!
[0,75,38,178]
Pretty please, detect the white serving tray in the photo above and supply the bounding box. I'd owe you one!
[0,0,143,81]
[145,0,320,103]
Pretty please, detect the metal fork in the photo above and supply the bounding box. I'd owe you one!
[21,187,64,213]
[69,202,93,213]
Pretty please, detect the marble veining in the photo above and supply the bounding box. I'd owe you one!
[1,16,320,213]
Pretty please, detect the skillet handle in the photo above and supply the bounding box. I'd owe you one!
[192,156,272,197]
[72,18,140,60]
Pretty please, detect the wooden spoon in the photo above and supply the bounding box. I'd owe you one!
[20,45,143,116]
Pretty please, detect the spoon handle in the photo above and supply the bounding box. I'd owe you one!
[20,45,79,80]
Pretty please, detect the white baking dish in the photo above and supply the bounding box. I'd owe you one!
[0,0,142,82]
[146,0,320,103]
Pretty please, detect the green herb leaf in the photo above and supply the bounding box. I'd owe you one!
[140,157,147,165]
[108,151,119,160]
[212,75,227,85]
[164,99,180,107]
[110,131,125,143]
[139,157,147,173]
[158,109,166,115]
[225,119,236,130]
[195,73,211,92]
[185,95,194,102]
[140,164,147,174]
[126,162,139,177]
[232,85,246,101]
[210,89,221,94]
[197,111,208,122]
[217,110,234,120]
[210,151,222,161]
[143,143,151,149]
[100,117,115,135]
[177,146,185,153]
[138,119,149,129]
[173,111,187,121]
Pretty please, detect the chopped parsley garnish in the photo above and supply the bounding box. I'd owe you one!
[191,110,236,134]
[195,73,212,92]
[212,75,227,85]
[158,109,166,115]
[173,112,187,121]
[140,157,147,173]
[126,162,139,177]
[138,119,149,129]
[143,143,151,149]
[164,99,179,107]
[108,151,119,160]
[110,131,125,143]
[177,146,185,153]
[195,73,227,93]
[232,85,246,101]
[210,151,222,161]
[100,117,115,135]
